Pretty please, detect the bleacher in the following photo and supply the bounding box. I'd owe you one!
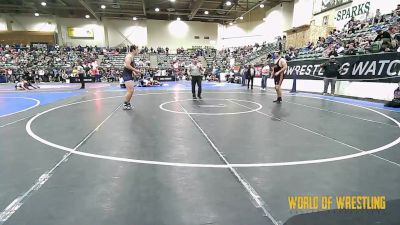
[103,54,150,68]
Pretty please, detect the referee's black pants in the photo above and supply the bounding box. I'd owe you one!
[191,76,202,97]
[247,76,254,89]
[79,73,85,89]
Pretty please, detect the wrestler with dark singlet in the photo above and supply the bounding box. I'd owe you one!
[122,45,141,110]
[271,51,288,103]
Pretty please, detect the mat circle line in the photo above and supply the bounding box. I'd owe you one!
[0,97,40,118]
[25,92,400,168]
[159,98,262,115]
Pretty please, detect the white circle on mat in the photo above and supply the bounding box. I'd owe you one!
[0,97,40,118]
[25,92,400,168]
[159,98,263,115]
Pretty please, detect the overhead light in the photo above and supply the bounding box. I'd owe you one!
[133,17,137,20]
[85,14,90,19]
[155,8,160,12]
[170,0,176,2]
[41,2,46,6]
[101,5,106,9]
[177,17,181,21]
[34,13,39,16]
[204,11,209,15]
[229,22,233,25]
[239,16,243,20]
[260,4,264,8]
[226,1,232,6]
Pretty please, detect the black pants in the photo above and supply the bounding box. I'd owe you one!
[79,73,85,88]
[191,76,202,97]
[247,76,254,89]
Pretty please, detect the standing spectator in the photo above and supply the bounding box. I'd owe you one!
[247,64,255,90]
[322,55,341,96]
[240,65,247,86]
[374,9,382,24]
[261,62,270,91]
[188,57,204,99]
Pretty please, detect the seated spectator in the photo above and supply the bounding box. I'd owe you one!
[385,82,400,108]
[374,29,392,42]
[345,44,357,55]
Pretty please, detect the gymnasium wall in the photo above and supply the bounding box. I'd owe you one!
[0,15,217,48]
[146,19,218,49]
[9,15,56,32]
[57,18,105,47]
[0,17,6,31]
[249,78,396,101]
[218,1,294,48]
[292,0,314,27]
[217,21,265,48]
[105,19,147,47]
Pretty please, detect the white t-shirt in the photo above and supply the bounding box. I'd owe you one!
[189,63,203,76]
[261,65,270,76]
[77,66,84,74]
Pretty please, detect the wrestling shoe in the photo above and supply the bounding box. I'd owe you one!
[123,103,134,110]
[273,97,282,103]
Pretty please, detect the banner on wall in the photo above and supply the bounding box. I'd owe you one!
[314,0,353,14]
[67,27,94,38]
[335,1,370,21]
[285,53,400,83]
[322,0,352,11]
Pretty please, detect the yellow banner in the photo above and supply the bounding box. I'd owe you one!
[67,27,94,38]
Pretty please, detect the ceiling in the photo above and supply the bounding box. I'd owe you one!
[0,0,287,24]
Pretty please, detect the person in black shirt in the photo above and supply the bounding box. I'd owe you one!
[374,30,392,42]
[246,64,255,89]
[322,55,341,95]
[385,82,400,107]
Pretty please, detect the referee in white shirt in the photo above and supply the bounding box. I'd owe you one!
[188,57,205,99]
[77,62,85,89]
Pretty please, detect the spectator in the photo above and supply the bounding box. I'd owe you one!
[321,55,341,96]
[261,58,271,91]
[240,65,247,86]
[246,64,255,90]
[374,29,392,42]
[374,9,382,24]
[385,82,400,108]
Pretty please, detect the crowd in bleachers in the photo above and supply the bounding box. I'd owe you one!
[296,5,400,60]
[0,42,220,85]
[2,4,399,87]
[217,5,400,67]
[0,44,105,83]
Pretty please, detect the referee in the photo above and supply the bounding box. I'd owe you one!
[77,61,85,89]
[188,57,205,99]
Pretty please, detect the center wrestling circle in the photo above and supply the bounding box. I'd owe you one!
[26,92,400,168]
[159,98,263,115]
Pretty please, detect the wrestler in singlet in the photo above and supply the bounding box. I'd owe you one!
[122,60,135,82]
[122,45,140,110]
[272,51,287,103]
[274,58,284,86]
